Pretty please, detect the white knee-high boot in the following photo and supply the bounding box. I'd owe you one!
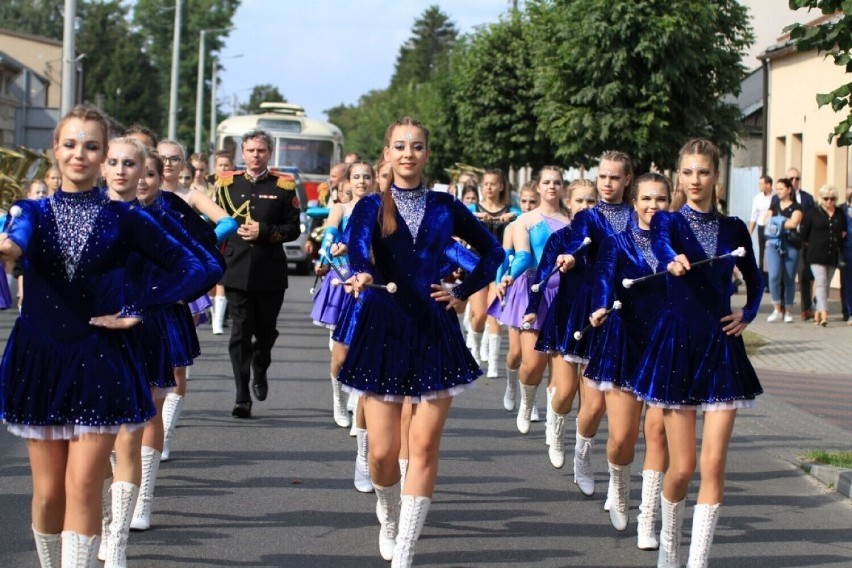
[105,482,139,568]
[547,412,567,468]
[607,462,630,531]
[130,447,161,531]
[469,332,483,364]
[97,477,111,560]
[545,386,556,446]
[516,383,538,434]
[161,392,184,462]
[657,495,685,568]
[503,367,519,411]
[392,496,431,568]
[32,526,61,568]
[486,333,501,378]
[60,531,99,568]
[330,374,351,428]
[637,470,664,550]
[399,459,409,491]
[374,481,401,561]
[211,296,227,335]
[573,427,595,496]
[353,428,373,493]
[686,503,721,568]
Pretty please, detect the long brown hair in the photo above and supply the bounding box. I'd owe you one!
[380,117,430,237]
[677,138,721,212]
[54,104,109,148]
[598,150,634,203]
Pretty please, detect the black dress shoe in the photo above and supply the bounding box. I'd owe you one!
[251,357,269,401]
[231,401,252,418]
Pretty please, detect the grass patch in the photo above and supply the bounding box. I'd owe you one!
[742,330,768,355]
[801,450,852,469]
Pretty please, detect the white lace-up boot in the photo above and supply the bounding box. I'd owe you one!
[657,496,685,568]
[60,532,99,568]
[391,496,431,568]
[374,481,401,561]
[503,367,519,411]
[486,333,501,378]
[544,386,556,446]
[516,383,538,434]
[330,374,351,428]
[399,459,409,491]
[573,427,595,496]
[608,462,630,531]
[637,470,663,550]
[469,332,483,364]
[354,428,374,493]
[32,526,60,568]
[479,331,490,362]
[97,478,111,561]
[211,296,227,335]
[130,447,161,531]
[161,392,183,462]
[686,503,721,568]
[104,482,139,568]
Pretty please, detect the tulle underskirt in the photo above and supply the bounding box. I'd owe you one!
[6,421,146,440]
[311,275,346,329]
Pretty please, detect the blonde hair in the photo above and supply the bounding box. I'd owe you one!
[817,184,839,209]
[109,136,148,163]
[54,105,109,148]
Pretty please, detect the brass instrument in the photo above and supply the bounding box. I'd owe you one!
[0,145,51,209]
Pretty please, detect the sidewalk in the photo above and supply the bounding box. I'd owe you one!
[736,289,852,500]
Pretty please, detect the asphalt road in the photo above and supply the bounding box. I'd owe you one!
[1,274,850,567]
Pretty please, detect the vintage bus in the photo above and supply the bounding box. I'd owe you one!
[216,102,343,202]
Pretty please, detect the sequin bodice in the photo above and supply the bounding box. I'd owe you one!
[49,189,108,280]
[391,185,428,243]
[679,205,719,258]
[597,201,631,234]
[631,225,658,272]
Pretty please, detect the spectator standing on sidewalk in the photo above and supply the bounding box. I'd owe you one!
[771,168,814,319]
[748,175,773,289]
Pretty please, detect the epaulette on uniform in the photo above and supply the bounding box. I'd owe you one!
[270,170,296,190]
[217,170,244,188]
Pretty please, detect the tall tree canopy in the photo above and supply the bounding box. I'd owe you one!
[239,84,287,114]
[0,0,64,39]
[527,0,754,172]
[391,5,458,89]
[787,0,852,145]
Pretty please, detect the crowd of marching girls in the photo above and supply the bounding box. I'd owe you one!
[0,105,762,568]
[312,119,763,567]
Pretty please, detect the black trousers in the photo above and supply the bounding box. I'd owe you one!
[225,287,285,403]
[757,225,768,286]
[799,249,814,312]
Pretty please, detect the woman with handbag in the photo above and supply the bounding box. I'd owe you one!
[762,178,803,322]
[800,184,847,326]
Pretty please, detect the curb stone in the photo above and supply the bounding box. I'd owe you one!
[799,461,852,499]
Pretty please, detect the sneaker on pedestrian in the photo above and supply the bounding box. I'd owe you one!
[783,312,793,323]
[766,310,782,322]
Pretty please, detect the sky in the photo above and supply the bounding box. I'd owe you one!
[215,0,818,123]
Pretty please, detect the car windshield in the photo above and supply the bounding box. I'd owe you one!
[274,138,333,176]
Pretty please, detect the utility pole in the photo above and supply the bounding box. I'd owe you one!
[61,0,77,115]
[167,0,182,140]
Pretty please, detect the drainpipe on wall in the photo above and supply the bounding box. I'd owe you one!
[761,56,770,176]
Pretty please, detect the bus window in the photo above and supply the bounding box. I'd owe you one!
[275,138,333,176]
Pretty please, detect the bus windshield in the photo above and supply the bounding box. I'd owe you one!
[222,136,334,176]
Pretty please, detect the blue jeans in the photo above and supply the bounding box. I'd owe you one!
[765,241,799,306]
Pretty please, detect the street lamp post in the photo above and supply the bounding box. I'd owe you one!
[209,54,243,156]
[60,0,77,115]
[195,27,233,154]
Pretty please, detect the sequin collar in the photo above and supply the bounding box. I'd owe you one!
[50,188,108,280]
[630,221,658,272]
[596,200,631,233]
[391,184,428,243]
[679,204,719,258]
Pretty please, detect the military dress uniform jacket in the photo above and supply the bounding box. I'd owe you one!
[217,170,301,291]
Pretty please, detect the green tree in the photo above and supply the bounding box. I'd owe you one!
[452,12,552,171]
[527,0,754,172]
[133,0,240,144]
[239,84,287,114]
[391,5,458,89]
[0,0,64,39]
[77,1,162,129]
[787,0,852,145]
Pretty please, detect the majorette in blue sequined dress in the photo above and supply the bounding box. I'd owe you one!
[631,206,764,408]
[560,201,632,362]
[337,187,503,402]
[0,189,207,439]
[310,213,352,329]
[493,215,567,329]
[583,215,667,390]
[128,190,224,391]
[527,222,585,353]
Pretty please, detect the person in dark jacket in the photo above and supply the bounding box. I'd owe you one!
[800,184,846,326]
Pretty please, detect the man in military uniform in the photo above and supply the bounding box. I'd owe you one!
[217,130,301,418]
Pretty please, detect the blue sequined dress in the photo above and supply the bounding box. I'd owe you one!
[527,224,585,353]
[583,216,667,390]
[496,215,566,329]
[129,191,224,390]
[0,189,207,439]
[559,202,632,362]
[337,187,503,402]
[631,206,764,408]
[310,213,351,329]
